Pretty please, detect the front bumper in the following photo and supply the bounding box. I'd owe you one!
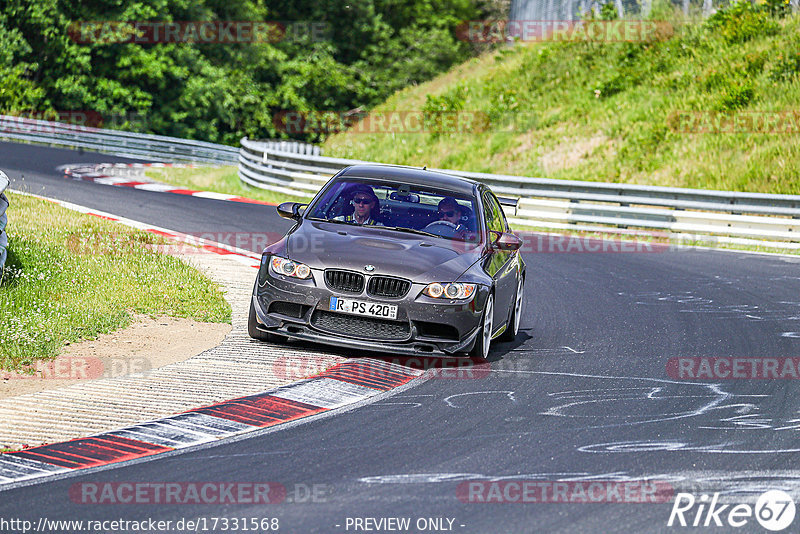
[251,268,485,356]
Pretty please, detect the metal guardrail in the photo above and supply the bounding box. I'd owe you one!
[239,137,800,249]
[0,170,9,269]
[0,116,318,165]
[0,115,240,164]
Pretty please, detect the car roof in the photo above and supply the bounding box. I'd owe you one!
[338,164,480,196]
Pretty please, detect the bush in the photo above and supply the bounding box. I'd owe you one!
[704,0,780,43]
[715,82,755,110]
[769,51,800,82]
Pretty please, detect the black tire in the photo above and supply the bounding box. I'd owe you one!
[248,300,287,343]
[469,294,494,359]
[500,275,524,342]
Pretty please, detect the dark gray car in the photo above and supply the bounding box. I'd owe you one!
[248,164,525,358]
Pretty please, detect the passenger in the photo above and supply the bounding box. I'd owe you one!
[334,184,382,225]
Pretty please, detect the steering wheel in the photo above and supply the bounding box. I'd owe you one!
[423,220,459,237]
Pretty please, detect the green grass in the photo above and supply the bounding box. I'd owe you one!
[0,193,231,370]
[145,166,313,204]
[324,3,800,194]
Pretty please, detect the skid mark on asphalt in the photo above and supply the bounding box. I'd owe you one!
[492,370,732,424]
[506,346,588,354]
[578,441,800,454]
[443,391,516,408]
[369,394,435,409]
[358,470,800,501]
[617,288,800,322]
[468,370,800,454]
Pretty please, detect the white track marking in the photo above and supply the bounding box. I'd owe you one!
[443,391,516,408]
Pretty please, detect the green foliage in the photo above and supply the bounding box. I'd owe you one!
[769,50,800,82]
[0,13,48,110]
[423,85,468,114]
[582,0,619,21]
[599,2,620,21]
[1,0,489,144]
[704,0,780,43]
[715,81,754,111]
[763,0,794,18]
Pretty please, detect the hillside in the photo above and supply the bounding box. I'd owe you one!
[325,2,800,194]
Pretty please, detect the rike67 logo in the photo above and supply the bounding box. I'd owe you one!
[668,490,796,531]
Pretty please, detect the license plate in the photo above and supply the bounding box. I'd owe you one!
[329,296,398,320]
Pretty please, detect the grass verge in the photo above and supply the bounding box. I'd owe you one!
[0,193,231,370]
[145,166,313,204]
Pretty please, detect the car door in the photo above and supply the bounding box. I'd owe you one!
[481,191,518,335]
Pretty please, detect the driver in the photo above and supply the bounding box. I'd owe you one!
[437,197,464,226]
[335,184,382,225]
[432,197,477,241]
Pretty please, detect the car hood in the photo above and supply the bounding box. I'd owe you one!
[286,220,483,282]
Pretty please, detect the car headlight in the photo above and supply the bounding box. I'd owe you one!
[270,256,312,279]
[423,282,476,299]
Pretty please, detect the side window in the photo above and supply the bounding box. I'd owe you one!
[492,194,510,232]
[482,192,505,234]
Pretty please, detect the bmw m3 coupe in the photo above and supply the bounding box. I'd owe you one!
[248,164,525,358]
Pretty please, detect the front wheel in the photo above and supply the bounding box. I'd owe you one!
[248,300,286,343]
[470,294,494,359]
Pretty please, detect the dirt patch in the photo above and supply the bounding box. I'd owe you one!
[0,315,231,399]
[539,133,610,173]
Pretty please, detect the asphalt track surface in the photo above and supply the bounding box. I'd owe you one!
[2,140,800,533]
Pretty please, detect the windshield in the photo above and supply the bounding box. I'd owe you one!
[306,178,481,243]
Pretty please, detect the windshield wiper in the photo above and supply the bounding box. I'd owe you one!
[307,217,349,225]
[380,226,440,239]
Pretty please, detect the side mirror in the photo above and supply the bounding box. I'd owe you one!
[490,231,522,251]
[277,202,305,220]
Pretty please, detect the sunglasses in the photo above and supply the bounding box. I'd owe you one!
[438,210,457,217]
[353,197,373,205]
